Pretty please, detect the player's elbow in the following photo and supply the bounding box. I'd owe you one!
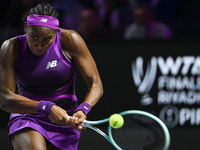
[0,97,7,111]
[0,97,8,111]
[0,90,12,111]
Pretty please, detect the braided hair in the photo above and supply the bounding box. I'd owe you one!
[22,2,59,22]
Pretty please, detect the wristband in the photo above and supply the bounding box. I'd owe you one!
[75,103,91,115]
[36,101,55,116]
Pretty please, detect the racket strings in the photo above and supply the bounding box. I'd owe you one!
[110,114,166,150]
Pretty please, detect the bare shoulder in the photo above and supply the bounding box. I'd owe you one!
[0,37,19,62]
[60,28,80,41]
[1,37,18,53]
[1,37,18,48]
[60,28,86,52]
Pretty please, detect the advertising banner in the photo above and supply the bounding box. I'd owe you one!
[81,39,200,129]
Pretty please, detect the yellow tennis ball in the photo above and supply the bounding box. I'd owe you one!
[109,114,124,129]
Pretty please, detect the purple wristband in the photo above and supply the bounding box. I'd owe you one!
[36,101,55,116]
[75,103,91,115]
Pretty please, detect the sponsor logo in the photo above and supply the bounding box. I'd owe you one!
[131,57,157,105]
[46,60,57,69]
[40,18,48,23]
[84,106,88,110]
[42,105,46,110]
[132,56,200,128]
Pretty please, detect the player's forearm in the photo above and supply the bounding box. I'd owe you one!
[83,79,103,107]
[0,90,39,114]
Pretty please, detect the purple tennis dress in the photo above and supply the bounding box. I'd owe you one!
[8,29,81,150]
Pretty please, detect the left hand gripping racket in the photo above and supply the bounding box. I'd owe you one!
[73,110,170,150]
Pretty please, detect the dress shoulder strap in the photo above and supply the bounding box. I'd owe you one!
[16,34,27,67]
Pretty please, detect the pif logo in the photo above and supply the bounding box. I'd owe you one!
[159,105,179,129]
[159,105,200,129]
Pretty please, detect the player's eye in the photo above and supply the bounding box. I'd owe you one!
[45,38,51,42]
[31,35,37,40]
[43,36,52,43]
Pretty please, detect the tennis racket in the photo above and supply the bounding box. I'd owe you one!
[78,110,170,150]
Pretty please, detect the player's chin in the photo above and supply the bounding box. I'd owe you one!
[30,48,48,56]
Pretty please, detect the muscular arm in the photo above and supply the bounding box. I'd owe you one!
[61,29,103,108]
[0,38,39,113]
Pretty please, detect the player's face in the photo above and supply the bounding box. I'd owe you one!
[25,25,57,56]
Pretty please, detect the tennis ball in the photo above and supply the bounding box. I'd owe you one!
[109,114,124,129]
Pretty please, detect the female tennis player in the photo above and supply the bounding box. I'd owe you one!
[0,2,103,150]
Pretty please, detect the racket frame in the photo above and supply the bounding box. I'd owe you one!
[80,110,170,150]
[108,110,171,150]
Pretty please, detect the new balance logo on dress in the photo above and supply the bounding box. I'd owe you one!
[46,60,57,69]
[40,18,48,23]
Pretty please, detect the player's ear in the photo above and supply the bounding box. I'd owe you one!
[24,22,27,32]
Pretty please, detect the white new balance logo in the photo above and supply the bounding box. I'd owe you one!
[42,105,46,110]
[40,18,48,23]
[84,106,88,110]
[46,60,57,69]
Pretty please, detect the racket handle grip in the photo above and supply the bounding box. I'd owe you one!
[68,116,86,127]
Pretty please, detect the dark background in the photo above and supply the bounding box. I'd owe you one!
[1,0,200,149]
